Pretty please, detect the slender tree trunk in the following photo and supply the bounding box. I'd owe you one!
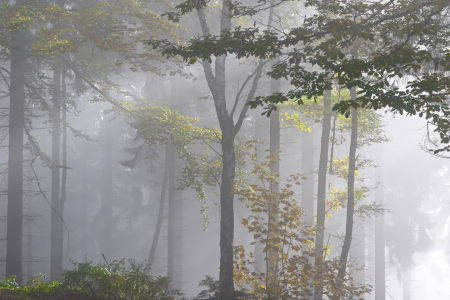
[101,121,113,258]
[267,59,281,298]
[25,163,33,281]
[375,156,386,300]
[50,66,62,281]
[219,130,236,297]
[167,143,176,286]
[353,217,366,289]
[254,109,268,273]
[167,142,184,290]
[301,124,315,227]
[148,145,169,265]
[6,1,26,282]
[61,68,67,226]
[338,88,358,281]
[313,90,332,300]
[81,144,88,255]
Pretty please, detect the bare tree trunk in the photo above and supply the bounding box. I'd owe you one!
[148,145,169,265]
[254,109,268,273]
[313,90,332,300]
[61,68,68,228]
[267,58,280,298]
[6,1,26,283]
[101,121,113,258]
[301,124,315,227]
[219,131,236,297]
[25,162,33,281]
[338,88,358,281]
[167,143,176,286]
[50,65,62,281]
[353,217,366,289]
[375,156,385,300]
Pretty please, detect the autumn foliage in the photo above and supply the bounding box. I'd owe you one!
[233,142,370,299]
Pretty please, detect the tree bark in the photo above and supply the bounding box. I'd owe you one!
[313,89,332,300]
[6,0,27,283]
[219,131,236,297]
[267,58,281,298]
[50,65,62,281]
[338,87,358,280]
[301,124,315,227]
[148,145,169,265]
[167,143,176,287]
[375,154,386,300]
[101,121,113,258]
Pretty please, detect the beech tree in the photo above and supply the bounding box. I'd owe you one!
[150,0,450,296]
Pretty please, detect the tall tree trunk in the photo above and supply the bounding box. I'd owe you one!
[148,145,169,265]
[219,130,236,297]
[254,109,268,273]
[60,68,67,230]
[267,58,280,298]
[50,65,62,281]
[313,89,332,300]
[167,143,176,286]
[6,0,26,283]
[101,121,113,258]
[375,156,386,300]
[338,88,358,281]
[25,162,33,281]
[167,142,184,290]
[81,141,88,255]
[301,123,315,227]
[353,217,366,289]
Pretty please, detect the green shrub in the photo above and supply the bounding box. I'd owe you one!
[0,259,183,300]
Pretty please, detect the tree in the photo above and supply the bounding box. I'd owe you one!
[1,0,184,281]
[6,0,27,284]
[233,148,370,299]
[150,0,272,295]
[150,2,449,296]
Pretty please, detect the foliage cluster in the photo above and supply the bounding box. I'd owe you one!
[232,147,370,299]
[0,260,181,300]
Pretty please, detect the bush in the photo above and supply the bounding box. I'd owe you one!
[0,259,183,300]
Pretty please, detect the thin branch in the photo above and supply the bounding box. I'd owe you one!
[234,61,265,134]
[231,65,262,118]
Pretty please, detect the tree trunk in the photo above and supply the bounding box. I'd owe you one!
[267,60,281,298]
[61,68,68,227]
[148,145,169,265]
[301,123,315,227]
[101,121,113,258]
[167,143,176,286]
[375,156,386,300]
[219,131,236,297]
[313,89,332,300]
[338,88,358,280]
[254,108,268,273]
[6,1,26,283]
[50,66,62,281]
[353,217,366,289]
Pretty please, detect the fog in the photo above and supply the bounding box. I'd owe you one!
[1,1,449,299]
